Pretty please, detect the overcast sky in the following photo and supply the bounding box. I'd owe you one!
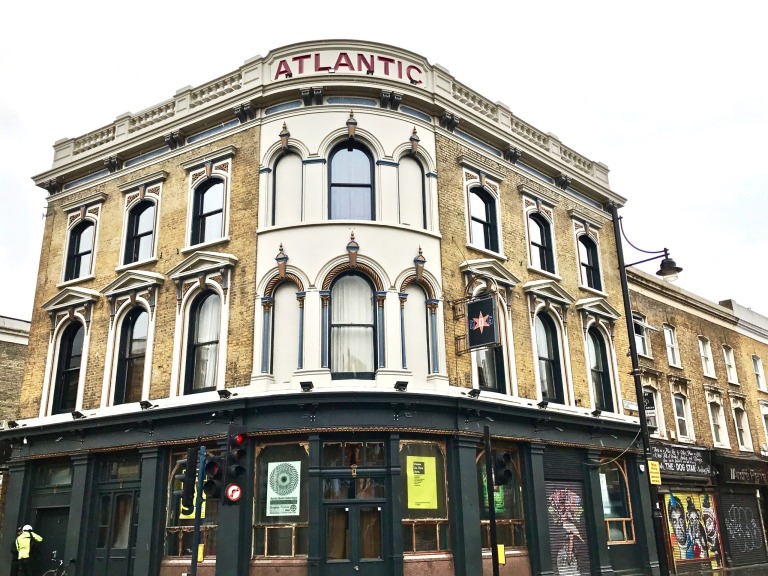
[1,1,766,321]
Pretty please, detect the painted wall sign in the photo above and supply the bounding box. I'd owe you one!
[651,444,712,476]
[266,461,301,516]
[724,463,768,485]
[406,455,438,509]
[272,50,424,84]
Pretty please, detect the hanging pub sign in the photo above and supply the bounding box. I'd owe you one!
[466,296,499,350]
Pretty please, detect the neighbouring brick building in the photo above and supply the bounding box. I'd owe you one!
[0,40,663,576]
[628,267,768,573]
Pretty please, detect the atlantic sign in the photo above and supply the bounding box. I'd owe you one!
[272,50,424,85]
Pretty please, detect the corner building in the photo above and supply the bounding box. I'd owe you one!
[1,41,660,576]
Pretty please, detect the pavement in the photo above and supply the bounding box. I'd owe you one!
[687,564,768,576]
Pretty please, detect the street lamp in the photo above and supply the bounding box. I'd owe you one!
[609,202,679,576]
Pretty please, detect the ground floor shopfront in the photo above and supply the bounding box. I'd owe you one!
[0,391,660,576]
[651,443,768,574]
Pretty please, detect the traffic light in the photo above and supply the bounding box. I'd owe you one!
[203,454,225,499]
[174,447,199,515]
[223,424,247,505]
[493,451,513,486]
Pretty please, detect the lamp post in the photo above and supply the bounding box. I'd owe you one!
[609,202,680,576]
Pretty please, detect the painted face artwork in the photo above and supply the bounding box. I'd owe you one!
[665,493,721,566]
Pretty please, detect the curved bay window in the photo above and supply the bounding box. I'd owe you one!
[476,448,525,549]
[166,446,218,557]
[65,221,95,281]
[330,274,375,379]
[528,213,554,273]
[536,313,564,404]
[254,443,309,557]
[53,322,85,415]
[598,459,635,544]
[191,179,224,245]
[124,201,155,264]
[329,142,374,220]
[578,236,601,290]
[185,291,221,394]
[588,328,614,412]
[400,441,449,553]
[114,308,148,405]
[469,188,499,252]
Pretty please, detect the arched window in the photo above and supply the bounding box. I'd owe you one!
[124,201,156,264]
[528,213,554,272]
[588,328,613,412]
[535,313,564,404]
[65,221,95,281]
[191,179,224,245]
[403,284,430,379]
[329,143,374,220]
[185,291,221,393]
[114,308,149,405]
[53,322,85,415]
[578,236,601,290]
[272,152,303,226]
[270,283,302,385]
[398,156,426,229]
[469,188,499,252]
[330,273,375,379]
[599,459,635,543]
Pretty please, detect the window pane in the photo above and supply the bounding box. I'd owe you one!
[137,235,153,261]
[137,204,154,234]
[202,212,223,243]
[326,508,349,560]
[599,464,628,518]
[79,223,95,252]
[476,347,500,391]
[192,344,218,390]
[330,186,372,220]
[111,494,133,548]
[414,523,437,551]
[331,148,370,184]
[202,183,224,213]
[331,276,373,323]
[266,527,293,556]
[196,295,221,343]
[359,507,382,559]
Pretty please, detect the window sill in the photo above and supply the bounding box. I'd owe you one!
[738,446,754,453]
[56,274,95,289]
[714,442,731,450]
[526,266,560,281]
[115,257,158,273]
[181,236,231,254]
[668,363,683,370]
[727,380,740,386]
[578,284,608,298]
[466,243,507,261]
[676,437,695,444]
[638,353,654,361]
[703,374,718,381]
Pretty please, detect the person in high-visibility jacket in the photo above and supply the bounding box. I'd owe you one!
[15,524,42,576]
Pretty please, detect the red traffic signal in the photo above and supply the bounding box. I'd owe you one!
[203,455,224,499]
[224,424,248,504]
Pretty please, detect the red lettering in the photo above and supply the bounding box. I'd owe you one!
[406,65,423,85]
[357,53,374,74]
[334,52,355,72]
[292,54,311,74]
[274,59,292,80]
[397,60,403,79]
[377,56,395,75]
[314,53,331,72]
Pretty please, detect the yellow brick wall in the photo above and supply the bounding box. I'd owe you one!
[20,126,261,417]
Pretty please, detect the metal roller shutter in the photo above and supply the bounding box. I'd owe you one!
[546,481,592,575]
[720,492,768,566]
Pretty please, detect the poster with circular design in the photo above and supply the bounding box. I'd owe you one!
[266,461,301,516]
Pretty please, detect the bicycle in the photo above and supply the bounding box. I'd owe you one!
[41,557,76,576]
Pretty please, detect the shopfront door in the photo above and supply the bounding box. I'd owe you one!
[92,489,140,576]
[324,502,386,576]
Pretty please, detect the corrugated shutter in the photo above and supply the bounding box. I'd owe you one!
[546,481,592,575]
[720,491,768,566]
[544,447,584,480]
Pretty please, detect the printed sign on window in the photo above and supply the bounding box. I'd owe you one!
[407,455,438,509]
[267,461,301,516]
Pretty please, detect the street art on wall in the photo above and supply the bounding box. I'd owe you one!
[547,483,591,575]
[664,492,722,568]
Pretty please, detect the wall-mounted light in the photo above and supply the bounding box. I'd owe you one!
[591,409,602,417]
[537,400,549,409]
[275,244,289,278]
[413,247,426,281]
[346,232,359,266]
[139,400,155,410]
[6,420,19,429]
[218,389,238,400]
[346,111,357,140]
[300,381,314,392]
[466,388,481,399]
[279,122,290,150]
[394,381,408,392]
[366,69,374,75]
[72,411,86,420]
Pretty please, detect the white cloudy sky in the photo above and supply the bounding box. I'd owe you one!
[1,1,766,320]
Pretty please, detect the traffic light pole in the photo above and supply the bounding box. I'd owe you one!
[190,445,206,576]
[483,425,500,576]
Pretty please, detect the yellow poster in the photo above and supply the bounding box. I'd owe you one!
[179,486,206,520]
[648,460,661,485]
[407,455,438,509]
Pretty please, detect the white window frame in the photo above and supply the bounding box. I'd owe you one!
[521,191,559,278]
[723,345,739,384]
[462,165,504,258]
[669,379,694,442]
[59,192,106,286]
[116,172,166,271]
[754,355,766,391]
[705,387,730,448]
[663,324,681,367]
[759,401,768,455]
[698,336,715,378]
[632,312,653,358]
[643,376,666,439]
[730,394,753,451]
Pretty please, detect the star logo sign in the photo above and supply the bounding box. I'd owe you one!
[471,312,492,334]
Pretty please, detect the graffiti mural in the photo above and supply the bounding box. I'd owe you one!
[547,483,590,575]
[664,492,721,567]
